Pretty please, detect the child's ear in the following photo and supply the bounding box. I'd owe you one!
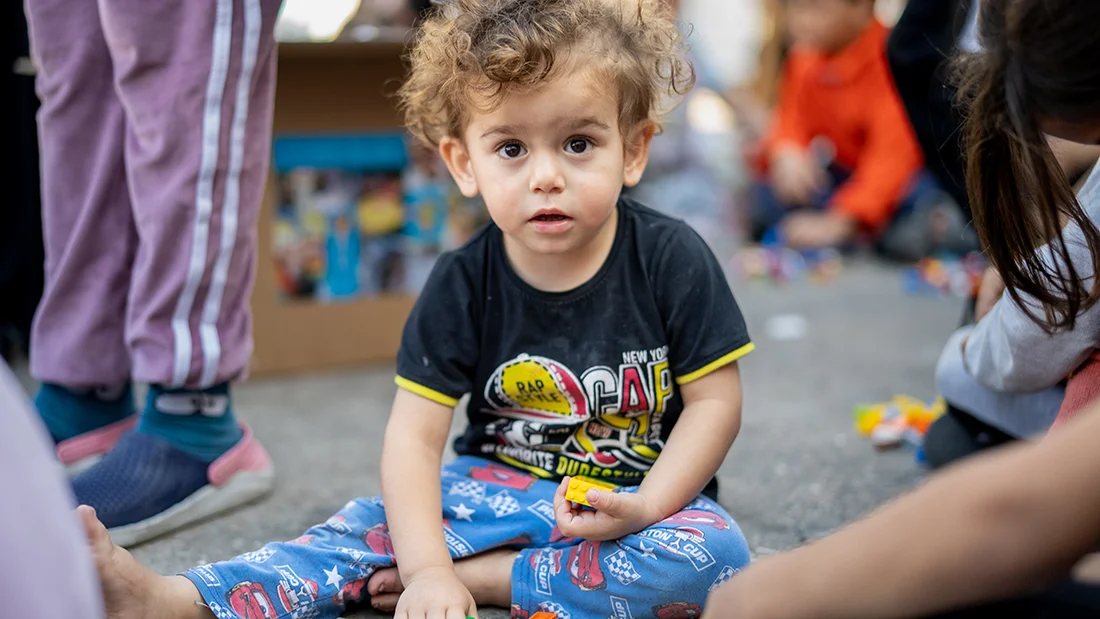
[439,136,480,197]
[622,122,657,187]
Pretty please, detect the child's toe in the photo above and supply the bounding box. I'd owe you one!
[77,505,113,555]
[371,592,401,611]
[367,566,402,595]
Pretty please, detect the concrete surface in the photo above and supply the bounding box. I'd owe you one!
[15,259,964,618]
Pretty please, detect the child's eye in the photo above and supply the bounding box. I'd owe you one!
[566,138,592,154]
[497,142,527,159]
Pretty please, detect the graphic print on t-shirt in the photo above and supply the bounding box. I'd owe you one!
[479,347,674,481]
[395,199,754,491]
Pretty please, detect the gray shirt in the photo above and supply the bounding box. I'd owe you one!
[964,159,1100,395]
[0,363,105,618]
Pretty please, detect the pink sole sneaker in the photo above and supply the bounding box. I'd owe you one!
[104,424,275,548]
[56,416,138,476]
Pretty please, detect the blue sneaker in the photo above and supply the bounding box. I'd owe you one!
[71,424,274,547]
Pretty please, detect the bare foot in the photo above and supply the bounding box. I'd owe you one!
[366,550,518,612]
[78,505,211,619]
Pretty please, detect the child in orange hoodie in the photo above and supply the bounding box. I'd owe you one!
[752,0,968,260]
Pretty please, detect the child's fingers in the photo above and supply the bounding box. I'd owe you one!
[586,487,621,514]
[554,484,575,524]
[558,500,582,521]
[558,513,620,542]
[554,476,569,501]
[554,476,575,510]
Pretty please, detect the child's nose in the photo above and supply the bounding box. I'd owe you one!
[528,152,565,194]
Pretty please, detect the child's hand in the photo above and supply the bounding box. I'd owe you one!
[770,146,828,207]
[394,566,477,619]
[781,212,857,249]
[553,477,660,541]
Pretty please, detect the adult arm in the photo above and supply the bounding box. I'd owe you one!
[705,396,1100,618]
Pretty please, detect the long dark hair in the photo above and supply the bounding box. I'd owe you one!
[956,0,1100,331]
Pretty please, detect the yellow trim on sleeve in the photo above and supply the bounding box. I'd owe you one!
[394,376,460,408]
[675,342,755,385]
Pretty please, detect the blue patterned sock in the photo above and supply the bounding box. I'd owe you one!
[36,383,136,443]
[136,383,243,463]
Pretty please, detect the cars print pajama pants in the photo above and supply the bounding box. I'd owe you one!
[183,456,752,619]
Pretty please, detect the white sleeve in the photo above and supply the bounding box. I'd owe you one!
[964,159,1100,392]
[962,292,1093,392]
[0,364,106,619]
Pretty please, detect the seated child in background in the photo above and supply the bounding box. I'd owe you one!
[79,1,755,618]
[926,142,1100,468]
[751,0,966,260]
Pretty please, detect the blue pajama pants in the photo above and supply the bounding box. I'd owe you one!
[184,456,751,619]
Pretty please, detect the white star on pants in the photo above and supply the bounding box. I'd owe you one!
[452,503,475,521]
[324,565,344,588]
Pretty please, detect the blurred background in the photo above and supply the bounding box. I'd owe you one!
[5,0,985,608]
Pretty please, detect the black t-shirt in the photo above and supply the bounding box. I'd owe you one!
[395,197,753,496]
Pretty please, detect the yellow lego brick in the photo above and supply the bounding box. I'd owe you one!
[565,476,617,507]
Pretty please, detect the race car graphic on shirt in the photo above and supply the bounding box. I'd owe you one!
[485,354,590,423]
[479,349,675,480]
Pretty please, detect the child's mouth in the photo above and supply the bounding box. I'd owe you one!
[531,214,570,222]
[528,211,573,233]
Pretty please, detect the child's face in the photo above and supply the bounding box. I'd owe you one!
[785,0,872,54]
[439,66,653,257]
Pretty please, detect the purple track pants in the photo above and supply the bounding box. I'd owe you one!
[25,0,284,388]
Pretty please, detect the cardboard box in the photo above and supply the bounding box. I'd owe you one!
[250,40,415,377]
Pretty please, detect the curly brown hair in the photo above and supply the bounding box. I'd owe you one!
[397,0,695,147]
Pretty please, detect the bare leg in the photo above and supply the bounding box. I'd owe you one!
[366,550,518,612]
[79,506,212,619]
